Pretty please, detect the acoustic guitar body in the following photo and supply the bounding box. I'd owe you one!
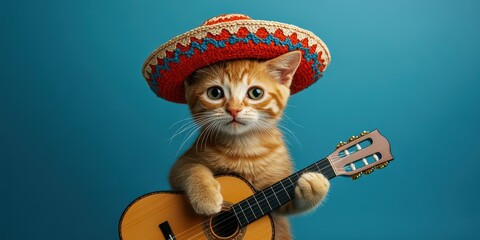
[119,130,395,239]
[119,175,274,240]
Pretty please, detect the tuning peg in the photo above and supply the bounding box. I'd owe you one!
[347,135,359,143]
[375,161,389,169]
[336,141,348,149]
[351,172,362,180]
[359,130,370,137]
[363,167,375,175]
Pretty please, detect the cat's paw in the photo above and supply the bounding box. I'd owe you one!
[187,178,223,215]
[294,172,330,210]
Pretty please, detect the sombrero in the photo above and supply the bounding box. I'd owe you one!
[142,14,331,103]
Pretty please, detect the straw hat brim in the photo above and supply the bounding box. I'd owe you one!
[142,19,331,103]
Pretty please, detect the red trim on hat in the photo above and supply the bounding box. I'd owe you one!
[149,27,321,103]
[144,14,330,103]
[203,15,252,26]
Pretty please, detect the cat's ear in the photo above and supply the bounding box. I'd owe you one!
[265,51,302,88]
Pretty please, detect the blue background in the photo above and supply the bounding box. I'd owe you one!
[1,0,479,239]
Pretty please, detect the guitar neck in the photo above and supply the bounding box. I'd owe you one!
[231,157,336,227]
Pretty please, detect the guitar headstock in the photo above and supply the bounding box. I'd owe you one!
[327,130,393,180]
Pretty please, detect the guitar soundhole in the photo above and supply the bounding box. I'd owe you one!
[210,211,239,239]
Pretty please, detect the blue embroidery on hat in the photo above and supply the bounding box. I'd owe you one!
[149,34,323,92]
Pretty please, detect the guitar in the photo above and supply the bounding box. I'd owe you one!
[119,130,393,240]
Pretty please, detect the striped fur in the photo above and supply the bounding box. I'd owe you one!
[169,51,329,240]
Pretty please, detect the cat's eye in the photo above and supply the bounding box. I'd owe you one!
[207,87,224,100]
[247,87,264,100]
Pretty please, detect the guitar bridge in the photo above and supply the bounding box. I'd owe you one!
[159,221,175,240]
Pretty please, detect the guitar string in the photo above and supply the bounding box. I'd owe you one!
[174,153,358,239]
[184,169,338,239]
[177,136,383,239]
[175,133,383,238]
[174,164,334,240]
[183,166,337,240]
[171,152,360,239]
[176,153,356,240]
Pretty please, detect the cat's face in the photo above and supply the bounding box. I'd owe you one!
[185,51,302,136]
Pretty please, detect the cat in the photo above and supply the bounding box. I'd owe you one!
[169,51,330,240]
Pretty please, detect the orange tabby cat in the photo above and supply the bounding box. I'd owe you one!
[169,51,330,240]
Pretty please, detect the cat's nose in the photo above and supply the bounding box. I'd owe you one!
[226,108,242,118]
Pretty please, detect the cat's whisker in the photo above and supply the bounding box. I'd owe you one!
[191,114,215,122]
[168,121,196,143]
[278,123,302,149]
[211,121,222,147]
[196,120,216,152]
[280,124,301,145]
[205,122,220,149]
[213,121,222,144]
[195,126,205,152]
[197,127,206,152]
[199,126,209,151]
[251,121,274,140]
[168,117,194,130]
[168,112,211,130]
[255,121,287,147]
[169,113,208,130]
[196,116,223,151]
[253,120,277,139]
[174,116,216,155]
[168,116,212,144]
[282,113,303,128]
[176,124,202,157]
[286,103,299,108]
[256,117,279,133]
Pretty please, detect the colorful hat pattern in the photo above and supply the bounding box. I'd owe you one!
[142,14,331,103]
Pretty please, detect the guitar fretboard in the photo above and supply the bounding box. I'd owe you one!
[231,157,336,227]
